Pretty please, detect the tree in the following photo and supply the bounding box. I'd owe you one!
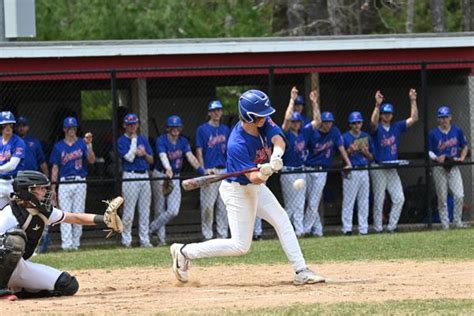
[461,0,474,31]
[431,0,446,32]
[406,0,415,33]
[286,0,305,36]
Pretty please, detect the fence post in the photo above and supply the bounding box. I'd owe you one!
[268,67,275,101]
[421,62,432,228]
[111,70,121,196]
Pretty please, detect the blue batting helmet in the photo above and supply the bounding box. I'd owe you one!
[290,112,303,121]
[0,111,16,125]
[17,116,28,125]
[63,117,78,128]
[380,103,394,114]
[321,112,334,122]
[167,115,183,127]
[208,100,223,111]
[348,111,363,124]
[295,95,305,105]
[123,114,139,125]
[238,90,275,123]
[437,105,451,118]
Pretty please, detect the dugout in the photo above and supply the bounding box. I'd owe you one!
[0,33,473,242]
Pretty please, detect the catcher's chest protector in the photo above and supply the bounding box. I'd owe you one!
[11,203,49,260]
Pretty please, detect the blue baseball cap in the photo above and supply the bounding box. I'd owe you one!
[208,100,223,111]
[437,105,451,118]
[321,111,334,122]
[0,111,16,125]
[167,115,183,127]
[380,103,394,114]
[290,112,303,121]
[17,116,28,125]
[63,117,78,128]
[348,111,363,124]
[124,114,139,125]
[295,95,305,105]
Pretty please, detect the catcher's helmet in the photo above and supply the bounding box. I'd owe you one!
[13,171,53,216]
[348,111,363,123]
[63,117,78,128]
[167,115,183,127]
[437,105,451,118]
[238,89,275,123]
[294,95,305,105]
[208,100,223,111]
[321,111,335,122]
[380,103,394,114]
[0,111,16,125]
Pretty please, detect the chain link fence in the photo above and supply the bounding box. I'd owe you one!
[0,61,472,250]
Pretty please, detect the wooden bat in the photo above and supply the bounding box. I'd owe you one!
[182,167,259,191]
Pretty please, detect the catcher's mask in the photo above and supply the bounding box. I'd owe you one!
[12,170,53,216]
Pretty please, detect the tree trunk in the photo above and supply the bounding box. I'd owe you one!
[462,0,474,31]
[360,0,378,34]
[406,0,415,33]
[430,0,445,33]
[286,0,305,36]
[306,0,330,35]
[327,0,343,35]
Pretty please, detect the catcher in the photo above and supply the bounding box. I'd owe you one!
[0,170,123,301]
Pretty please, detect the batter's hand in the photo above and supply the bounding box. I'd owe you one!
[375,90,384,106]
[258,163,273,177]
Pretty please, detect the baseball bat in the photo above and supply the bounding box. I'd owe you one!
[182,167,259,191]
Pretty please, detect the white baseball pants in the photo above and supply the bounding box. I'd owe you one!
[370,167,405,232]
[433,166,464,228]
[280,172,306,236]
[121,171,151,247]
[8,258,62,293]
[58,178,86,250]
[183,181,307,273]
[304,171,326,236]
[200,178,228,240]
[0,178,13,209]
[341,170,370,234]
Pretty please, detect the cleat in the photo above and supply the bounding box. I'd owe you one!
[294,268,326,285]
[170,243,190,283]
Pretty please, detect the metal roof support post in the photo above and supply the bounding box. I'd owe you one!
[421,62,432,228]
[131,77,149,138]
[111,70,121,196]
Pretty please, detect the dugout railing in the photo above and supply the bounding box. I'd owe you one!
[0,60,472,248]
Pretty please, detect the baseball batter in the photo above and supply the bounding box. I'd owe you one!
[280,87,309,237]
[0,112,26,210]
[150,115,204,245]
[50,117,95,250]
[16,116,49,175]
[370,89,418,233]
[117,114,154,248]
[195,101,230,240]
[341,112,374,235]
[429,106,468,229]
[170,89,325,285]
[303,93,352,237]
[0,171,122,300]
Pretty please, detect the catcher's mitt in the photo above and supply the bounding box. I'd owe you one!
[162,178,174,197]
[442,156,456,172]
[103,196,124,238]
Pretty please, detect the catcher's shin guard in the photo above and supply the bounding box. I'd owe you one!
[0,229,27,289]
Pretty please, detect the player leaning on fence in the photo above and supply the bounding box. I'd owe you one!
[370,89,418,233]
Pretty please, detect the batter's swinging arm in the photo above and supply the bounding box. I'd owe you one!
[182,167,259,191]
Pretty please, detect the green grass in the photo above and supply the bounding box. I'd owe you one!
[221,299,474,316]
[31,228,474,270]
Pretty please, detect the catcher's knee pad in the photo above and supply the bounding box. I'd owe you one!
[0,229,27,288]
[54,272,79,296]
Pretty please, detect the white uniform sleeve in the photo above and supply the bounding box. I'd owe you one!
[0,157,21,172]
[159,153,172,170]
[123,137,137,163]
[0,206,20,234]
[47,207,66,226]
[428,151,437,161]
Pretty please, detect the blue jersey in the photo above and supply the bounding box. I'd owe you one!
[371,120,407,162]
[156,135,191,174]
[300,114,312,126]
[0,134,26,176]
[428,125,468,158]
[20,135,46,171]
[50,138,89,178]
[303,124,343,168]
[283,130,306,167]
[343,131,374,167]
[195,122,230,169]
[227,117,285,185]
[117,135,153,172]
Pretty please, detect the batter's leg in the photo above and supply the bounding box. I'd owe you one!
[137,178,152,247]
[448,167,465,226]
[370,168,387,232]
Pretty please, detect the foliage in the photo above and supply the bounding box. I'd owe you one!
[81,90,112,120]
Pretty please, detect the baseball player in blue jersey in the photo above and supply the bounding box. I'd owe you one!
[50,117,95,250]
[117,114,154,248]
[303,93,352,237]
[195,101,230,240]
[341,112,374,235]
[170,89,325,285]
[150,115,204,245]
[370,89,418,233]
[16,116,48,176]
[429,106,469,229]
[293,94,312,126]
[0,112,26,210]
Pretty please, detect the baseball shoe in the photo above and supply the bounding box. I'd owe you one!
[294,268,326,285]
[170,243,190,283]
[0,289,17,301]
[453,223,470,229]
[253,235,262,241]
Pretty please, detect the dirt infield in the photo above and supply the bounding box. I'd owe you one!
[2,260,473,315]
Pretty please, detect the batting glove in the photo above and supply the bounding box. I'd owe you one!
[257,163,273,181]
[270,147,284,172]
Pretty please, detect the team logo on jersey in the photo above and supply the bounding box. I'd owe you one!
[0,150,12,161]
[61,149,83,164]
[380,135,396,147]
[207,135,226,148]
[437,137,458,151]
[168,149,183,160]
[313,140,334,154]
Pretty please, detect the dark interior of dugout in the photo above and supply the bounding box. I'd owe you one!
[0,67,470,246]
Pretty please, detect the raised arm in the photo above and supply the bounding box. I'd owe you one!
[406,88,419,128]
[371,90,384,131]
[309,89,321,129]
[282,86,298,132]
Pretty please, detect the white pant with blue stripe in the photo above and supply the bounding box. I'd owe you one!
[342,169,370,234]
[58,178,86,250]
[304,169,326,236]
[280,169,306,237]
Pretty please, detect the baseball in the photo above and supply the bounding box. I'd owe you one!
[293,178,305,190]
